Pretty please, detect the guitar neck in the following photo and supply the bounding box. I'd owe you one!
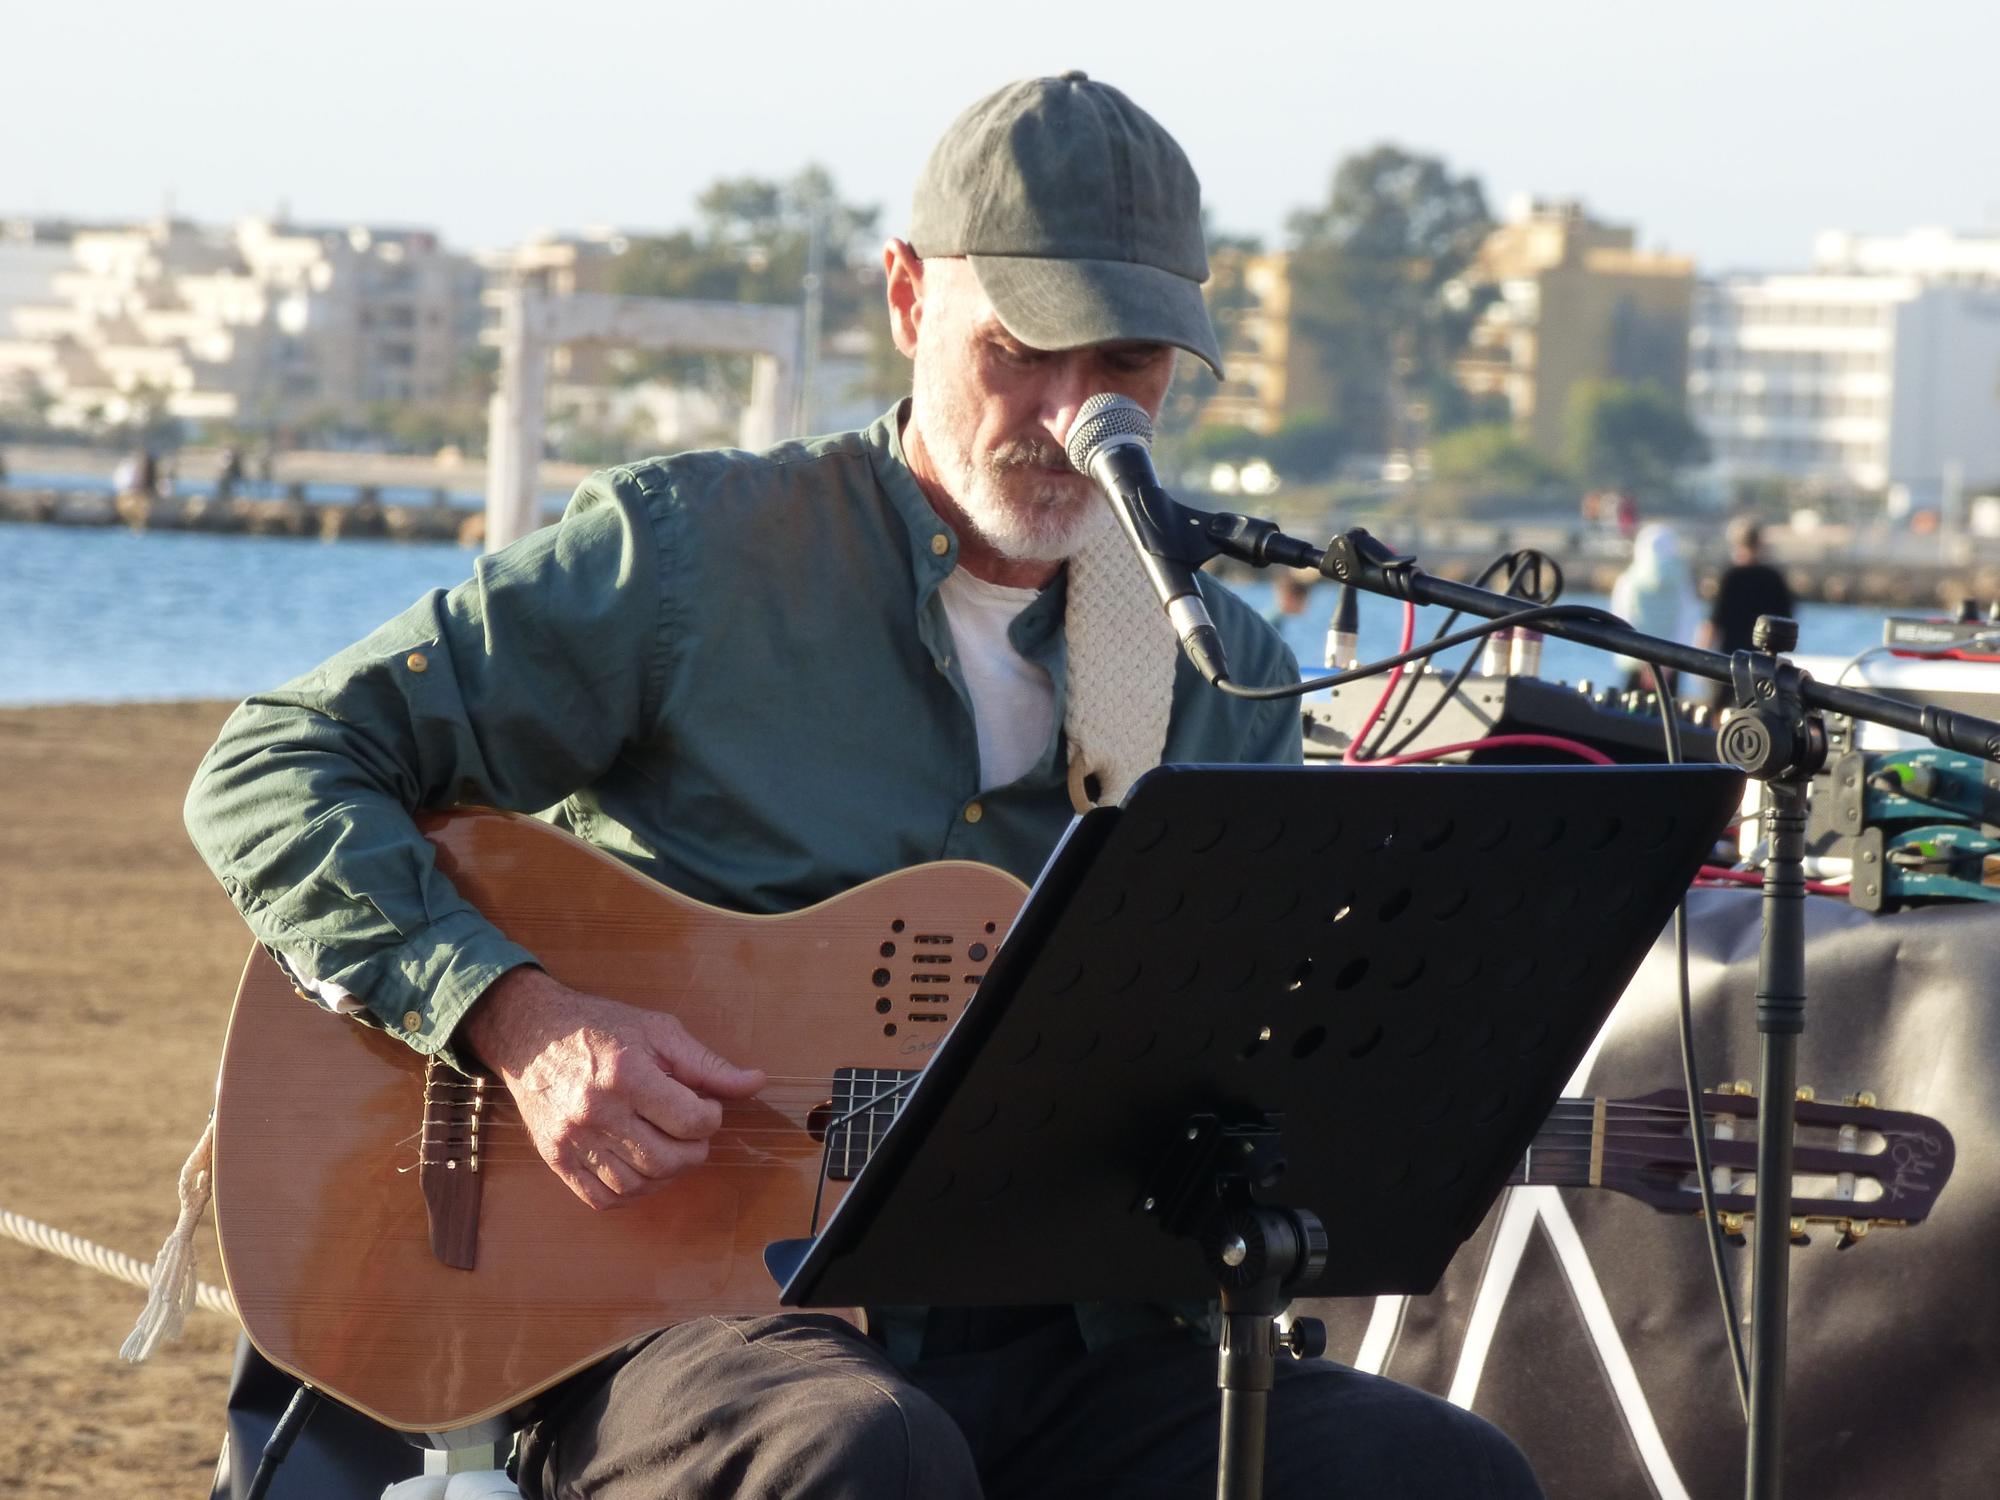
[1508,1089,1953,1229]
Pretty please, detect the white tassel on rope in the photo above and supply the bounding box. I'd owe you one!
[120,1110,217,1362]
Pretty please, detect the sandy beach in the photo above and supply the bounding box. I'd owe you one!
[0,702,248,1496]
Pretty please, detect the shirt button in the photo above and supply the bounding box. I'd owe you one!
[935,654,952,673]
[405,651,429,673]
[401,1010,423,1032]
[964,801,984,824]
[930,533,950,556]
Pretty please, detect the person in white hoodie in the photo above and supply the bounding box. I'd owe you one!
[1610,521,1698,693]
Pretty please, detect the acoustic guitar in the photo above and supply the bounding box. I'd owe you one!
[210,809,1955,1433]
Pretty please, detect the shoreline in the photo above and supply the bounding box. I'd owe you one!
[9,503,1998,609]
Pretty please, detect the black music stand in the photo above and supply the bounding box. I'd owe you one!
[770,763,1743,1499]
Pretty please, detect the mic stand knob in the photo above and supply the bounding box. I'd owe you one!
[1278,1316,1327,1360]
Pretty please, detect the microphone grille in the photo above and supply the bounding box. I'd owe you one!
[1065,393,1154,472]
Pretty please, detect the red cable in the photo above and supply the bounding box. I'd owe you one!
[1364,733,1617,767]
[1696,864,1849,897]
[1344,601,1417,764]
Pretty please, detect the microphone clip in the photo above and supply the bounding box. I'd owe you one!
[1319,530,1419,597]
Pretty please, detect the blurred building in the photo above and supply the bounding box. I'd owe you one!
[478,228,628,386]
[0,220,80,347]
[1689,230,2000,503]
[1812,227,2000,285]
[1199,248,1334,433]
[0,216,480,432]
[1454,198,1695,459]
[481,228,887,451]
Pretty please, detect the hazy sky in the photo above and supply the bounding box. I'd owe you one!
[8,0,1996,273]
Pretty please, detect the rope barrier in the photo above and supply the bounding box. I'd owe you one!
[0,1205,237,1319]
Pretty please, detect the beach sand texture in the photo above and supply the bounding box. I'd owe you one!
[1,703,247,1495]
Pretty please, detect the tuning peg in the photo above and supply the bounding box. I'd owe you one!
[1795,1086,1815,1103]
[1835,1219,1870,1250]
[1841,1091,1878,1108]
[1734,1080,1754,1097]
[1716,1210,1748,1245]
[1789,1216,1810,1245]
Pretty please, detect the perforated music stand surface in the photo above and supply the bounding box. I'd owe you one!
[775,762,1743,1309]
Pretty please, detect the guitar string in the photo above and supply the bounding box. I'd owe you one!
[418,1076,1889,1142]
[394,1144,1879,1173]
[419,1082,1853,1127]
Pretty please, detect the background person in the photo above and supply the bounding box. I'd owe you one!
[1610,521,1698,693]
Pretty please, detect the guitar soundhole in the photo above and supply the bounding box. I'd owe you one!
[806,1101,834,1143]
[873,922,995,1028]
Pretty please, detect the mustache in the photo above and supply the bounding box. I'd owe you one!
[987,437,1077,474]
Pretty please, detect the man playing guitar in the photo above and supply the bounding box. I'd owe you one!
[186,73,1543,1500]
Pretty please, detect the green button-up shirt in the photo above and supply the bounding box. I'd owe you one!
[186,403,1302,1066]
[186,403,1302,1357]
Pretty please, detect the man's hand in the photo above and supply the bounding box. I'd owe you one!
[460,966,767,1210]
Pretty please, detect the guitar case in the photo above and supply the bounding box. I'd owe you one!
[1298,886,2000,1500]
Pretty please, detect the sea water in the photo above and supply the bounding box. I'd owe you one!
[0,522,1911,707]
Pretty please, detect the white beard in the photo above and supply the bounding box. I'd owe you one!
[952,462,1113,563]
[911,349,1113,563]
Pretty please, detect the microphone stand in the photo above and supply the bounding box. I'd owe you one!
[1180,512,2000,1500]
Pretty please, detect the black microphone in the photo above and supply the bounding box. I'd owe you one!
[1064,393,1230,686]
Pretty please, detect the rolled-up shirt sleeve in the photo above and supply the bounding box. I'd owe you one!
[184,472,667,1066]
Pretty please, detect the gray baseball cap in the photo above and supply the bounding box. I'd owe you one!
[909,72,1223,377]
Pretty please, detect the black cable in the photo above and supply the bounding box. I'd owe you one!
[243,1382,321,1500]
[1360,551,1533,759]
[1218,604,1623,704]
[1658,693,1753,1418]
[1372,552,1568,759]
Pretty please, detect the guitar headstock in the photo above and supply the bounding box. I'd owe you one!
[1576,1087,1956,1236]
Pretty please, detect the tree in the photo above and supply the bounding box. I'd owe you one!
[1264,414,1345,483]
[610,166,889,407]
[1565,380,1709,500]
[1428,423,1562,489]
[1285,145,1494,457]
[1177,423,1264,468]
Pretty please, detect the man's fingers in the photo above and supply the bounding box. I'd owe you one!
[556,1133,708,1210]
[616,1117,712,1181]
[645,1015,767,1102]
[616,1051,725,1141]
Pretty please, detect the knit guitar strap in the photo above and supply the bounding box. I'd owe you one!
[1062,524,1179,814]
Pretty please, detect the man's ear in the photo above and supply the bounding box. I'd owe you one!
[883,239,924,358]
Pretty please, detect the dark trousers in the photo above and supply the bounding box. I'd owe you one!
[515,1313,1543,1500]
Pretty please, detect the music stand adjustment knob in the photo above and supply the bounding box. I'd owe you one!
[1278,1317,1327,1360]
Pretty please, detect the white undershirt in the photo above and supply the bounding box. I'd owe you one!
[937,567,1056,790]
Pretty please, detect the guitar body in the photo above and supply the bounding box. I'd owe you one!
[212,809,1028,1433]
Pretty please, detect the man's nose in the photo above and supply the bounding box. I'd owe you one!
[1039,356,1098,451]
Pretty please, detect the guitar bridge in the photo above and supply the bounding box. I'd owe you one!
[419,1059,486,1270]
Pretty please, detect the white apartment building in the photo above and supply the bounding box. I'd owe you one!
[0,221,77,353]
[0,216,480,431]
[1813,226,2000,285]
[1689,244,2000,503]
